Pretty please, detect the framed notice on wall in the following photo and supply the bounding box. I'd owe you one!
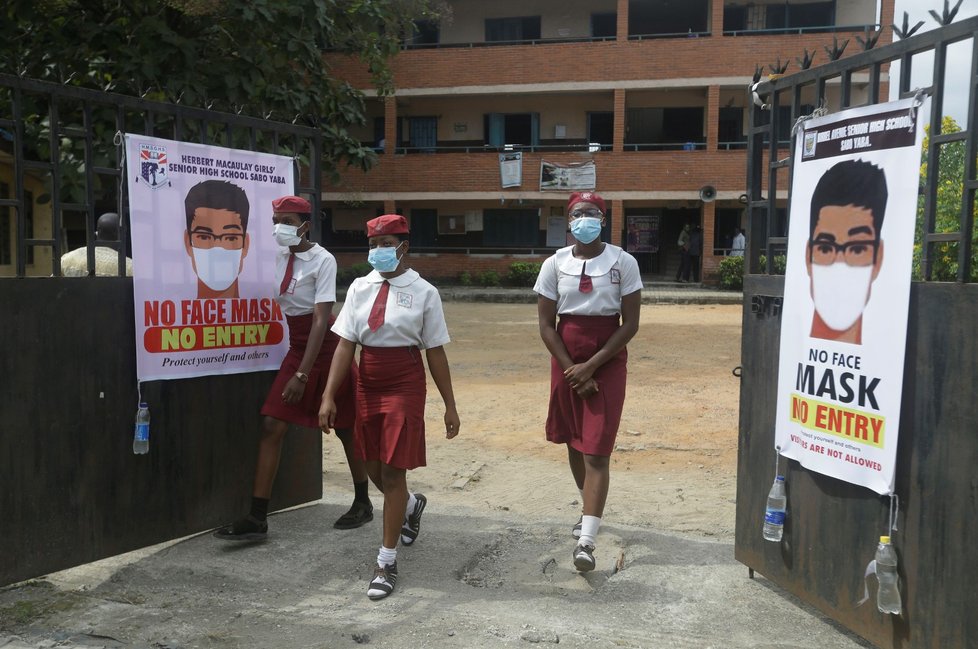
[438,215,466,235]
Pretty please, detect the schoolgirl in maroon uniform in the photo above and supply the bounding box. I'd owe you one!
[215,195,370,541]
[320,214,460,600]
[533,192,643,571]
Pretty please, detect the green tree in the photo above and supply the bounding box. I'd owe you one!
[1,0,446,175]
[915,115,978,281]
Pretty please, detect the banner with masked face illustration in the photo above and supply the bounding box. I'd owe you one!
[125,135,293,381]
[773,97,928,495]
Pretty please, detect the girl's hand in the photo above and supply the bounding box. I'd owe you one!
[563,362,595,389]
[575,378,600,400]
[444,406,461,439]
[282,376,306,405]
[318,398,337,430]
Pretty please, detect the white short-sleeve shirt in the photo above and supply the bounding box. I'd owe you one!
[533,244,643,316]
[273,244,337,316]
[332,269,450,349]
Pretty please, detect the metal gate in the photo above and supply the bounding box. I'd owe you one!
[0,74,326,586]
[737,13,978,648]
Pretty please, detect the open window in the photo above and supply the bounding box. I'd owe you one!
[484,113,541,148]
[485,16,542,42]
[591,12,617,38]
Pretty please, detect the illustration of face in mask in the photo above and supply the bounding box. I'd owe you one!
[190,247,243,292]
[810,262,874,332]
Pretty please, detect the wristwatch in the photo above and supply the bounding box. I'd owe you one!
[294,371,309,383]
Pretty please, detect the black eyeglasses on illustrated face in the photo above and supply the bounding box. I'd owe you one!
[189,229,245,250]
[808,238,879,267]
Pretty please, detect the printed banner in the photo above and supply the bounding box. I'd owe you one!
[540,160,596,191]
[626,215,660,253]
[499,152,522,188]
[774,97,928,494]
[126,135,293,381]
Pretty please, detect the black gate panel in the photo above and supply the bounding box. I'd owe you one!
[737,276,978,649]
[0,279,322,586]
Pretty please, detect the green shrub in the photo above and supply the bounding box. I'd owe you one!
[506,261,542,287]
[717,256,744,290]
[758,254,787,275]
[458,271,473,286]
[336,262,372,287]
[477,270,501,287]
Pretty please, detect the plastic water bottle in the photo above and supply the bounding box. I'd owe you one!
[876,536,902,615]
[762,475,786,541]
[133,402,150,454]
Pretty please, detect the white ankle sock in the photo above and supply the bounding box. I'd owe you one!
[377,545,397,568]
[579,515,601,547]
[405,492,417,517]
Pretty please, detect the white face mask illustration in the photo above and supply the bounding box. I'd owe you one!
[191,247,243,291]
[811,261,873,332]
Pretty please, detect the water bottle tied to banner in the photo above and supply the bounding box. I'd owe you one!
[762,446,787,542]
[857,494,902,615]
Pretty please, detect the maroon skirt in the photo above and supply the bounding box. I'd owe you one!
[261,313,357,429]
[546,314,627,457]
[355,346,427,470]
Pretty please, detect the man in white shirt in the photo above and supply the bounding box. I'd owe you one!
[731,227,746,257]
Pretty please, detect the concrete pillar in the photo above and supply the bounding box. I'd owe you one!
[614,88,626,152]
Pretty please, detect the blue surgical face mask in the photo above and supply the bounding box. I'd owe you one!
[367,243,403,272]
[570,216,602,244]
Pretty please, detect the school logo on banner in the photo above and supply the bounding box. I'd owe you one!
[773,96,928,495]
[138,143,170,189]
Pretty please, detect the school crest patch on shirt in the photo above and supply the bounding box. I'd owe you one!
[396,292,413,308]
[610,268,621,284]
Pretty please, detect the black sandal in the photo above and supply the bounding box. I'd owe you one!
[213,515,268,541]
[333,501,374,530]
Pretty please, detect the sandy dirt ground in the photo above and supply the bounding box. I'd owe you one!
[377,302,744,540]
[0,302,874,649]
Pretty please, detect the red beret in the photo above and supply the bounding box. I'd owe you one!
[567,191,606,214]
[366,214,409,237]
[271,195,311,214]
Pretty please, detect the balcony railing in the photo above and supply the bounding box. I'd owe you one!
[722,23,879,37]
[628,31,711,40]
[717,141,748,151]
[390,143,613,154]
[400,35,617,50]
[623,142,707,152]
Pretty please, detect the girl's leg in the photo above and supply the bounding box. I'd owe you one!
[581,453,610,518]
[214,416,287,540]
[574,453,610,572]
[566,444,586,491]
[367,463,407,600]
[380,464,408,550]
[252,416,289,498]
[332,429,375,529]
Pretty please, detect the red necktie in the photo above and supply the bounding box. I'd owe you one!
[279,253,295,295]
[368,280,390,331]
[579,261,593,293]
